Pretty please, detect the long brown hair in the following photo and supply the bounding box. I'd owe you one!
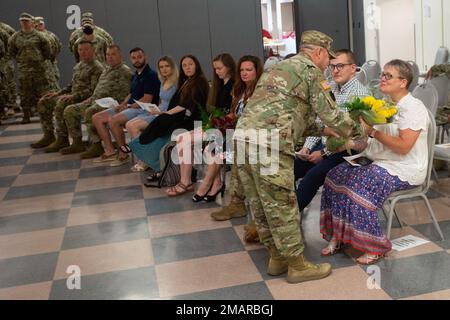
[207,53,236,113]
[229,55,263,115]
[177,54,207,98]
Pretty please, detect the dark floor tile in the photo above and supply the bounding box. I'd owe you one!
[0,129,42,137]
[72,185,143,207]
[4,180,77,200]
[0,156,29,167]
[171,281,273,300]
[79,165,133,179]
[412,220,450,249]
[0,141,32,151]
[0,209,69,235]
[21,160,81,174]
[361,251,450,299]
[0,176,16,188]
[49,266,159,299]
[61,217,149,250]
[0,252,59,289]
[145,195,219,216]
[152,227,244,264]
[230,216,250,226]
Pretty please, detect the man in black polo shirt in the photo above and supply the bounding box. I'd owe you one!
[92,47,160,165]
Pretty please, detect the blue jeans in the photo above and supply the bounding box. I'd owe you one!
[294,144,351,211]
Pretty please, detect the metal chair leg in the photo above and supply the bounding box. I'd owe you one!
[421,194,445,240]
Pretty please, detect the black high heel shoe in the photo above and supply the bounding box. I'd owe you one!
[192,185,212,202]
[204,184,226,202]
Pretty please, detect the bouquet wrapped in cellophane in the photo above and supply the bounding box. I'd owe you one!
[326,96,397,152]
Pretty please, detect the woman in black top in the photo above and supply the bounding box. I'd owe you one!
[166,53,236,196]
[128,55,208,173]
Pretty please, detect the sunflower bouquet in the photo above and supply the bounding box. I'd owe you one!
[326,96,397,152]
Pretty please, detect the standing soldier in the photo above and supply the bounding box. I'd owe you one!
[61,45,132,155]
[8,13,56,124]
[72,20,108,65]
[233,30,359,284]
[69,12,113,61]
[34,17,61,87]
[0,35,7,123]
[31,41,104,151]
[0,21,19,116]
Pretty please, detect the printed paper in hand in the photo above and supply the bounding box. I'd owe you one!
[95,97,119,109]
[391,235,430,252]
[134,100,160,113]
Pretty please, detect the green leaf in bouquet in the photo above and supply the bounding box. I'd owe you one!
[326,137,348,152]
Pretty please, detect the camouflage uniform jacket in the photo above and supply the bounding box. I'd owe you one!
[0,22,15,37]
[91,63,132,101]
[69,27,113,54]
[42,30,62,61]
[8,29,51,70]
[73,36,108,64]
[431,63,450,77]
[58,59,104,101]
[235,52,356,155]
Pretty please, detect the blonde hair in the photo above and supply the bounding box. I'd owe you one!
[157,56,179,87]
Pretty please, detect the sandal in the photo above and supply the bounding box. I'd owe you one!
[120,145,132,154]
[356,253,384,265]
[166,183,194,197]
[131,163,148,172]
[146,172,161,182]
[320,240,342,256]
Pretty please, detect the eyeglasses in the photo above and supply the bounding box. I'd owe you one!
[380,72,405,81]
[328,63,353,72]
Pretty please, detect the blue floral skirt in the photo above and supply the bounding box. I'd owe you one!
[320,163,414,255]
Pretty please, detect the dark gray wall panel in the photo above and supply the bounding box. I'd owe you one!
[106,0,162,69]
[158,0,212,76]
[295,0,350,52]
[208,0,263,64]
[351,0,366,65]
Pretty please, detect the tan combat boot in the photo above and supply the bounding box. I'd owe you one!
[30,133,55,149]
[210,199,246,221]
[60,138,86,154]
[20,110,31,124]
[267,246,288,276]
[286,254,332,284]
[80,142,105,159]
[244,222,260,243]
[44,136,69,153]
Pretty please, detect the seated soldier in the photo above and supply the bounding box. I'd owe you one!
[31,40,104,151]
[426,63,450,127]
[61,45,132,155]
[91,47,160,166]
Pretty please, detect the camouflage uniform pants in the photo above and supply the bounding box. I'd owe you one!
[18,69,56,114]
[54,97,85,138]
[236,142,303,258]
[228,140,245,203]
[37,94,70,135]
[84,104,105,143]
[64,101,101,140]
[4,60,17,109]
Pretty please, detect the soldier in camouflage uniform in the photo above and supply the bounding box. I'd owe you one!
[8,13,56,123]
[34,17,61,87]
[426,63,450,126]
[0,22,19,116]
[60,45,132,155]
[72,20,108,65]
[69,12,113,62]
[0,36,7,122]
[233,30,358,284]
[31,41,104,152]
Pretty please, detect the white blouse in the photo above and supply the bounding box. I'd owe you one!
[362,93,430,186]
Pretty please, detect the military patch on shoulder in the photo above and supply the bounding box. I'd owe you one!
[320,80,331,91]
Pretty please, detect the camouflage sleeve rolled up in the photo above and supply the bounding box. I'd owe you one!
[302,66,356,139]
[431,63,450,77]
[7,34,18,59]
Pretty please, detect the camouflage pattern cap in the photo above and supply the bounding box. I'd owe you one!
[300,30,336,58]
[34,16,44,24]
[19,12,34,21]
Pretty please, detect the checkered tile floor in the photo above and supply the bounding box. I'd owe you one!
[1,120,450,300]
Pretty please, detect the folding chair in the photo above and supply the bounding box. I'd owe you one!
[384,108,444,240]
[412,82,439,117]
[429,75,450,143]
[361,60,381,86]
[407,60,420,92]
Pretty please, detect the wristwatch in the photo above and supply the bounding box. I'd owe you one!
[369,128,376,139]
